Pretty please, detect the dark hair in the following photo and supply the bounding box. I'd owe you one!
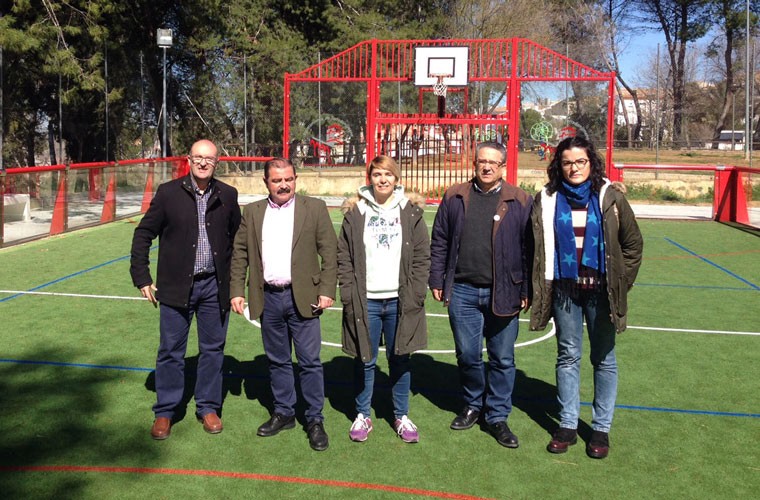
[546,136,606,194]
[264,157,295,179]
[475,141,506,163]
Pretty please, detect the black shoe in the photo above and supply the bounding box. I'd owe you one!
[488,421,519,448]
[547,427,578,454]
[257,413,296,437]
[450,407,480,430]
[586,430,609,459]
[307,421,329,451]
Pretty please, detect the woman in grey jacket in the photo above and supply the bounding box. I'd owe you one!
[530,136,643,459]
[338,155,430,443]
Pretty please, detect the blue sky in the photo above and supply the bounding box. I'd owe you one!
[617,30,667,83]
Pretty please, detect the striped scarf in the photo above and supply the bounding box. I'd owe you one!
[553,180,605,280]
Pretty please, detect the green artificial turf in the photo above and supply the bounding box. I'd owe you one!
[0,213,758,499]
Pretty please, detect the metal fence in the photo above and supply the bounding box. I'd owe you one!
[0,157,273,247]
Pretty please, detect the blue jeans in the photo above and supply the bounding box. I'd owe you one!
[448,282,519,424]
[354,298,411,419]
[154,274,228,419]
[552,286,617,432]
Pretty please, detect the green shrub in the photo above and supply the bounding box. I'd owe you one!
[625,183,685,202]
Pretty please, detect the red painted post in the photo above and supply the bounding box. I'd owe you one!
[100,168,116,223]
[141,163,155,213]
[366,40,378,164]
[608,163,624,183]
[50,169,68,235]
[283,76,291,158]
[88,168,101,201]
[713,167,749,223]
[605,73,616,179]
[506,39,520,186]
[173,157,189,179]
[733,170,750,224]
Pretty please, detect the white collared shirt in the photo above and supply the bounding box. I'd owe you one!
[262,196,295,285]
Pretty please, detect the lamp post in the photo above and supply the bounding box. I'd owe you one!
[746,0,751,160]
[157,28,172,177]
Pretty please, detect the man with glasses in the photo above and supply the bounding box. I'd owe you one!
[429,141,532,448]
[130,139,241,440]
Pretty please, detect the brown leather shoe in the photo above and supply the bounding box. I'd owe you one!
[586,430,609,459]
[200,412,223,434]
[151,417,171,440]
[547,427,578,454]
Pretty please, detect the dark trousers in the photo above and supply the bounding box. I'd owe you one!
[260,288,324,423]
[154,275,228,419]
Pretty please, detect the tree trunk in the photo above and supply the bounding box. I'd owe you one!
[711,20,735,149]
[614,81,632,147]
[48,121,58,165]
[25,118,36,167]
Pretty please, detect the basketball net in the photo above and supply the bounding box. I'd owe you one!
[431,74,451,98]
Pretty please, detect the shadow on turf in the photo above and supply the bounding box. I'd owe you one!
[0,349,158,497]
[144,354,273,423]
[322,352,584,440]
[144,354,344,432]
[322,355,413,433]
[408,355,582,439]
[142,352,592,442]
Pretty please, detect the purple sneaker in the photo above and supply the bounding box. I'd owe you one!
[349,413,373,442]
[394,415,419,443]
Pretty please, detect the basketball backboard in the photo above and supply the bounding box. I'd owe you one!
[414,46,469,87]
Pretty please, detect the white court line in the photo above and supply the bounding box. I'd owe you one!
[240,306,556,353]
[626,325,760,336]
[4,290,758,339]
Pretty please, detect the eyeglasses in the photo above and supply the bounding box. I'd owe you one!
[475,159,504,167]
[189,155,218,165]
[561,158,590,170]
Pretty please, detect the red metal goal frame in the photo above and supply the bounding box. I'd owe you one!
[283,38,616,189]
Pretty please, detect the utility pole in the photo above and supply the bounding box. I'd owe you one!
[746,0,751,160]
[140,52,145,159]
[157,29,173,179]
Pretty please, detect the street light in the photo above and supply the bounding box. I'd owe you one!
[157,28,172,166]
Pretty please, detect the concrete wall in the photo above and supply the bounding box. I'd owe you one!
[219,170,367,197]
[218,169,717,199]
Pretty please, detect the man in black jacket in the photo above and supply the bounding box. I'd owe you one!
[130,139,241,440]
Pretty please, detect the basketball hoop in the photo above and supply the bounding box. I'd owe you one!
[431,74,451,98]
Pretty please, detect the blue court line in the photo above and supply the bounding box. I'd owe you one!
[0,358,153,373]
[613,403,760,419]
[0,246,158,303]
[664,238,760,290]
[2,358,758,419]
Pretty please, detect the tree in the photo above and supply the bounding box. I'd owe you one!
[586,0,647,145]
[635,0,712,144]
[444,0,553,114]
[704,0,759,146]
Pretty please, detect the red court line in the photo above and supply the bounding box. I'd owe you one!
[0,465,494,500]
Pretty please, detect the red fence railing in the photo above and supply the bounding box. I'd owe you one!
[612,163,758,227]
[0,156,272,247]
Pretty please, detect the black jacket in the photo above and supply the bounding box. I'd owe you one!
[130,175,241,311]
[429,180,533,316]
